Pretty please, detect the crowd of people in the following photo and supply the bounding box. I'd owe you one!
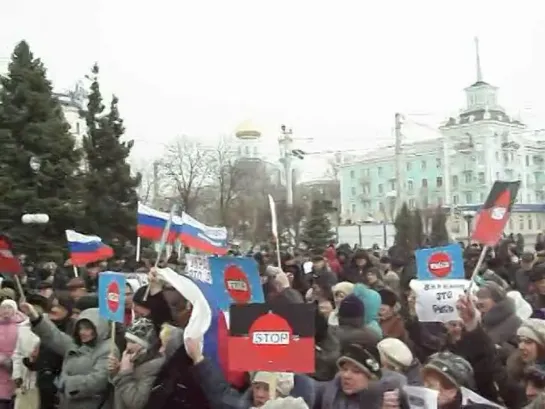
[1,235,545,409]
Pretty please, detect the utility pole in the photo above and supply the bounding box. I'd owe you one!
[152,160,159,208]
[394,113,403,213]
[280,125,294,207]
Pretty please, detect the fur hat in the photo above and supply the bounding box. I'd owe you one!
[337,343,381,380]
[378,288,398,307]
[423,352,474,389]
[332,282,354,296]
[338,294,365,320]
[377,338,413,369]
[261,397,309,409]
[517,319,545,347]
[475,281,506,303]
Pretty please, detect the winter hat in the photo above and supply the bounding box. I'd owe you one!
[0,299,17,311]
[423,352,474,389]
[252,372,294,397]
[338,294,365,321]
[0,287,16,301]
[56,295,74,316]
[337,343,381,380]
[377,338,413,369]
[261,397,309,409]
[475,281,506,303]
[125,317,158,349]
[26,293,51,312]
[274,272,290,290]
[332,282,354,296]
[74,294,99,312]
[378,289,398,307]
[517,319,545,347]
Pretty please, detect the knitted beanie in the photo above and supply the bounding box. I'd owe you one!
[338,294,365,320]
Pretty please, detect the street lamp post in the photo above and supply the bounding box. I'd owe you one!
[461,210,477,245]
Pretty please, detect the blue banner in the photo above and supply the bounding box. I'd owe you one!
[98,271,126,323]
[207,257,264,311]
[415,244,465,280]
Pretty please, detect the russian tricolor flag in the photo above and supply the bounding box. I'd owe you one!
[179,213,228,255]
[137,203,179,242]
[66,230,114,267]
[156,267,244,387]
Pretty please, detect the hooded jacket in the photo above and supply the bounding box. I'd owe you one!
[12,315,40,391]
[31,308,117,409]
[0,310,25,399]
[353,284,383,338]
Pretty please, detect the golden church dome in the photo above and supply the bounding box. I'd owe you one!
[235,119,261,140]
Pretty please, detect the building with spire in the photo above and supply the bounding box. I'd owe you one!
[339,38,545,241]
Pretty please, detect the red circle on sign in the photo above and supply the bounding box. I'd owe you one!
[224,265,251,304]
[107,280,120,312]
[249,312,292,361]
[428,252,452,278]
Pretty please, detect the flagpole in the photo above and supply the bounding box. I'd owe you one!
[143,204,177,301]
[136,237,141,262]
[73,265,78,278]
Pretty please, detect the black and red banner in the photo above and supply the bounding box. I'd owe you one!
[228,303,315,373]
[471,180,520,246]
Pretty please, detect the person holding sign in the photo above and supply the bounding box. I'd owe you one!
[19,302,117,409]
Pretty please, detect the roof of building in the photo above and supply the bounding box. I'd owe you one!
[442,108,524,128]
[235,119,261,139]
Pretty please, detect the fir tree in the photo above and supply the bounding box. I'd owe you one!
[300,200,335,252]
[393,202,414,258]
[0,41,84,261]
[430,207,450,247]
[412,208,425,249]
[82,64,140,244]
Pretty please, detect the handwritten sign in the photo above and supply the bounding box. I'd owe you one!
[185,254,212,284]
[461,387,503,408]
[410,279,469,323]
[403,386,438,409]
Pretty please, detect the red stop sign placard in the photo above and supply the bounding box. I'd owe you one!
[107,280,121,313]
[224,265,251,304]
[249,312,293,361]
[427,252,452,278]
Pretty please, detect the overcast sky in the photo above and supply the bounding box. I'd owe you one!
[2,1,545,180]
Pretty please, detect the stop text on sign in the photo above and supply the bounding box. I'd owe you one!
[252,331,290,345]
[226,280,248,291]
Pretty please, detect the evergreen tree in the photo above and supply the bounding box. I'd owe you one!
[300,200,335,252]
[0,41,84,261]
[82,64,140,244]
[393,202,414,258]
[430,207,450,247]
[412,208,425,249]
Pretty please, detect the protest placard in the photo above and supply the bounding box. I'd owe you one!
[186,254,212,284]
[410,279,469,322]
[403,386,438,409]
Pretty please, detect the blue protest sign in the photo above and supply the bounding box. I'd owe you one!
[98,271,126,323]
[207,257,264,311]
[415,244,465,280]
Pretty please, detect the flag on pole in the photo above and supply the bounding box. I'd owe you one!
[66,230,114,267]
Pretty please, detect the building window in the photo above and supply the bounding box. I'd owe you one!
[421,160,427,170]
[436,158,442,168]
[464,171,473,183]
[408,180,413,191]
[389,181,395,191]
[437,196,443,206]
[452,175,459,187]
[351,204,356,213]
[379,202,385,212]
[508,218,513,231]
[496,172,500,180]
[465,192,472,204]
[528,216,533,230]
[526,155,530,166]
[378,167,383,176]
[351,187,356,196]
[519,216,524,231]
[527,193,532,203]
[453,195,459,205]
[538,216,542,230]
[436,177,443,187]
[408,199,416,209]
[406,162,412,171]
[350,170,355,179]
[422,178,428,188]
[495,151,499,161]
[503,152,509,164]
[480,192,485,202]
[245,146,250,155]
[478,172,485,184]
[378,184,383,194]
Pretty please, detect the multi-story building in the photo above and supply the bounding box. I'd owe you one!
[53,81,87,147]
[340,41,545,240]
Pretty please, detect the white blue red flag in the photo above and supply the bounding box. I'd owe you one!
[179,212,228,255]
[137,203,180,243]
[65,230,114,267]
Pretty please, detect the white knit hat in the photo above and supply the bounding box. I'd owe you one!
[377,337,413,369]
[517,318,545,347]
[252,372,295,397]
[1,299,18,312]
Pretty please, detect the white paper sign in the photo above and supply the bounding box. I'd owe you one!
[410,279,470,323]
[461,387,504,408]
[185,254,212,284]
[403,386,438,409]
